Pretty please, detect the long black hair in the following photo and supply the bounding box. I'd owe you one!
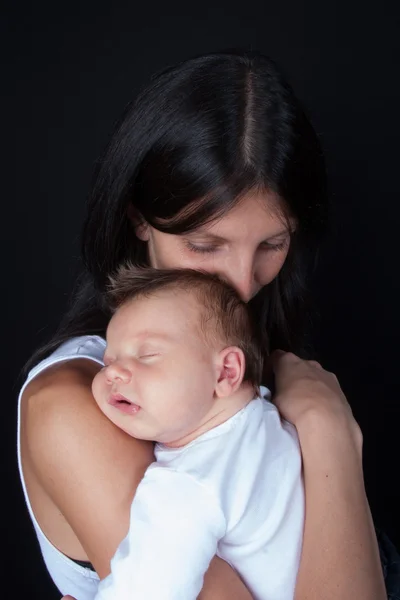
[25,49,329,373]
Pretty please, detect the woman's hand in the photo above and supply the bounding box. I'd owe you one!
[270,350,362,449]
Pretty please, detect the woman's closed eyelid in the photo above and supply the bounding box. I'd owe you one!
[260,239,289,251]
[184,238,289,255]
[184,240,221,254]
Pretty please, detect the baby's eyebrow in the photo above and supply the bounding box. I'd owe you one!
[103,332,176,361]
[105,333,175,356]
[136,332,175,343]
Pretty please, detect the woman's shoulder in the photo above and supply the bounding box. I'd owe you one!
[19,333,148,472]
[24,335,106,385]
[21,334,105,392]
[18,335,154,578]
[20,335,106,420]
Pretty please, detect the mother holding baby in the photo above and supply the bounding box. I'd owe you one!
[19,50,396,599]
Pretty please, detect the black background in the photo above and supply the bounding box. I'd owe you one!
[2,1,400,596]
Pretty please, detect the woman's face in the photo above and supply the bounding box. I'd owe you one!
[135,190,293,302]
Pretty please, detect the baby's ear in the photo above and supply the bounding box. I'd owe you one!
[214,346,246,398]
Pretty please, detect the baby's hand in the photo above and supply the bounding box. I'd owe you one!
[270,350,362,448]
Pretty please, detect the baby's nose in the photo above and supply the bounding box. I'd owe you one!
[105,363,131,384]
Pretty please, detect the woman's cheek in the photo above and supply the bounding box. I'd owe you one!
[260,249,289,285]
[150,238,188,269]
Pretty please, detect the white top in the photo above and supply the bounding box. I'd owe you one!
[18,335,304,600]
[96,394,304,599]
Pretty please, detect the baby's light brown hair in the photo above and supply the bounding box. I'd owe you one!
[106,264,265,392]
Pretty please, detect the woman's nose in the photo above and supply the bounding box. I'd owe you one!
[219,262,258,302]
[232,277,256,302]
[104,363,131,385]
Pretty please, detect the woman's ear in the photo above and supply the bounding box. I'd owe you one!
[127,205,150,241]
[214,346,246,398]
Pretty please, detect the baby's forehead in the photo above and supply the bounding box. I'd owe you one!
[135,287,208,320]
[109,288,207,337]
[139,287,204,314]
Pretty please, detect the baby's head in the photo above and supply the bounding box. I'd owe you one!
[92,265,265,447]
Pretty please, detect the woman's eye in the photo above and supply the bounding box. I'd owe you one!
[260,240,288,252]
[184,241,218,254]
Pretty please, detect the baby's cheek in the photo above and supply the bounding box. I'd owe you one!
[91,371,106,404]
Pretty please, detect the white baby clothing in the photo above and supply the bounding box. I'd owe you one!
[96,392,304,599]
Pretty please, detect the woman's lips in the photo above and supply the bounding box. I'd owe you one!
[108,393,141,415]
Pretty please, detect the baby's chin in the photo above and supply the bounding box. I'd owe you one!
[108,413,158,442]
[95,398,168,443]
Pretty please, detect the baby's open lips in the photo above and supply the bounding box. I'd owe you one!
[109,392,133,406]
[108,393,141,414]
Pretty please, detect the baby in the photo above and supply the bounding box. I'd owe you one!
[93,265,304,600]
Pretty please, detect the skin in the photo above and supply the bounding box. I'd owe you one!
[21,189,386,599]
[92,290,252,446]
[135,190,292,302]
[272,352,385,600]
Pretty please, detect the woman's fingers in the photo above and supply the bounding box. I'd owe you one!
[271,350,321,371]
[307,359,322,369]
[269,350,360,434]
[269,349,292,372]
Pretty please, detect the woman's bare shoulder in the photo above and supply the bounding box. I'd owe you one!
[22,357,102,398]
[21,357,154,488]
[21,358,154,577]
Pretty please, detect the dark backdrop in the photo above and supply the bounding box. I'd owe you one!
[2,1,399,596]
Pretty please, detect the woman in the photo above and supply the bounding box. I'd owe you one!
[19,50,390,599]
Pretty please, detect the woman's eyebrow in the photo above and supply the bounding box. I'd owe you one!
[188,229,290,242]
[263,229,292,241]
[188,232,226,242]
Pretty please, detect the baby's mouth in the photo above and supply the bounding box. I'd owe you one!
[108,393,141,414]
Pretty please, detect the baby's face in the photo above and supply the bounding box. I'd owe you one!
[92,290,220,445]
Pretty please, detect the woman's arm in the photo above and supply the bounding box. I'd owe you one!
[23,359,251,598]
[294,412,385,600]
[272,351,386,600]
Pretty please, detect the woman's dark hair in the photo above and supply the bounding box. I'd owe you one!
[25,48,328,374]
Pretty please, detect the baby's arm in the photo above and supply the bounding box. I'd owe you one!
[95,466,226,600]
